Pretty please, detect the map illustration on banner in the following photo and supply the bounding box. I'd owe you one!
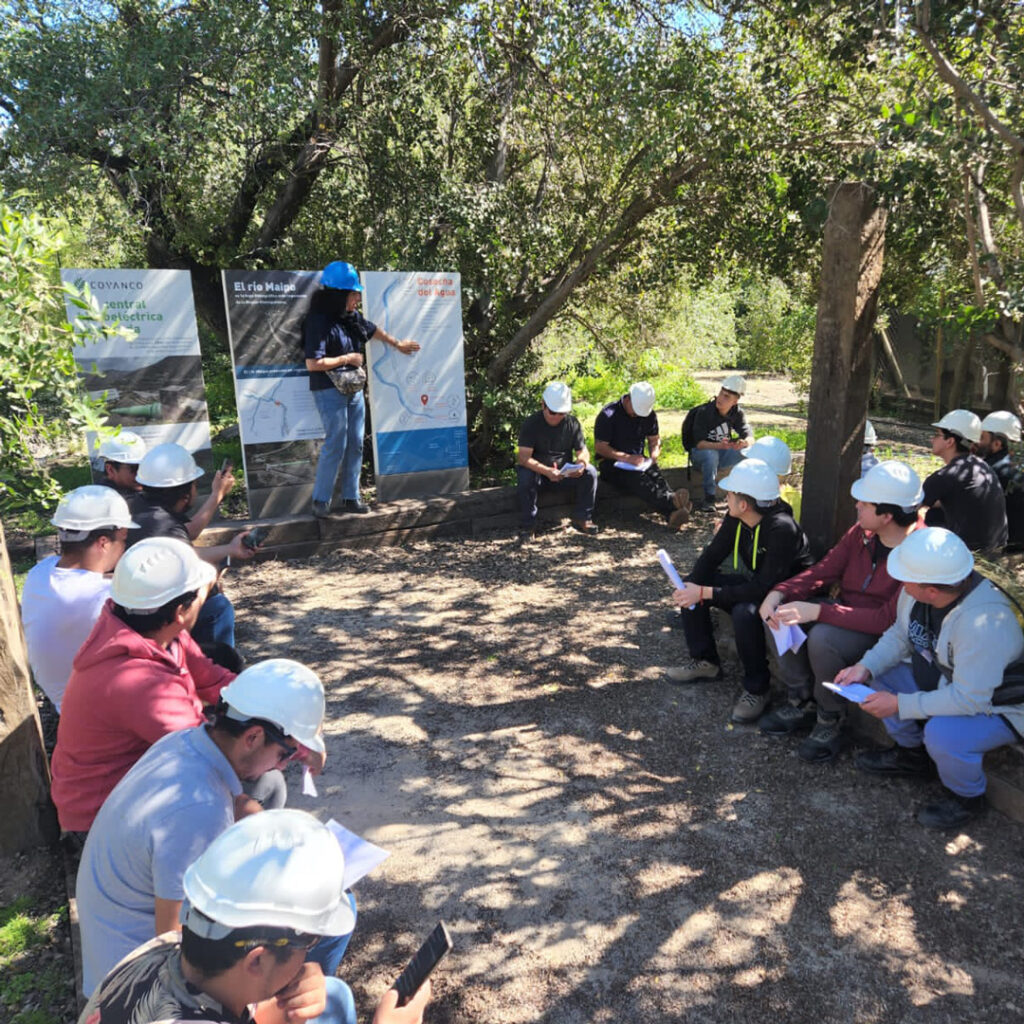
[61,268,215,474]
[222,270,323,517]
[363,271,469,501]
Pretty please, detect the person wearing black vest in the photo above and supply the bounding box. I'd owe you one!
[976,410,1024,551]
[833,527,1024,830]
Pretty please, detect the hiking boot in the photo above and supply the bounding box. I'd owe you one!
[731,690,770,724]
[917,792,985,830]
[797,718,843,763]
[673,488,692,512]
[343,498,371,514]
[668,507,690,531]
[312,500,332,518]
[665,657,721,683]
[855,745,933,779]
[758,701,817,736]
[570,518,599,536]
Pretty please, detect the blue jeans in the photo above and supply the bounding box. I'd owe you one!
[689,447,743,500]
[313,388,366,505]
[191,590,235,648]
[871,663,1017,797]
[307,891,358,977]
[317,978,357,1024]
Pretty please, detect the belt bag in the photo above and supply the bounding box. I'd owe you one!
[326,365,367,395]
[991,660,1024,707]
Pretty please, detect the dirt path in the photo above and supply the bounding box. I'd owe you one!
[230,460,1024,1024]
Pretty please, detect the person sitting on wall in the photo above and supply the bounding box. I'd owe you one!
[975,410,1024,551]
[681,374,753,512]
[921,410,1007,555]
[93,430,147,498]
[593,381,690,531]
[833,527,1024,830]
[665,458,814,725]
[516,381,599,539]
[757,460,923,763]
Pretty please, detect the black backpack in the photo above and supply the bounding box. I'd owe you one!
[681,406,699,453]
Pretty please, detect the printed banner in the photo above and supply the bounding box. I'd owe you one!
[222,270,323,518]
[61,268,214,475]
[363,271,469,501]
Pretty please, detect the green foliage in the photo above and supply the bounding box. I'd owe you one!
[0,193,138,514]
[0,896,70,1024]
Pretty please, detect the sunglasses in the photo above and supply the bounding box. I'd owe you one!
[233,934,321,952]
[260,722,297,761]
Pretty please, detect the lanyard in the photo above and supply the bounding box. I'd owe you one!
[862,535,881,591]
[733,521,760,570]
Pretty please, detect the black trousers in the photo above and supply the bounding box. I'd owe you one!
[599,462,676,516]
[679,571,771,693]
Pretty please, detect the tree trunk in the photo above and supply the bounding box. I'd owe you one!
[801,182,887,556]
[0,523,58,853]
[948,332,976,408]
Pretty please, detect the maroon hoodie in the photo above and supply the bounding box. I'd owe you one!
[50,601,233,832]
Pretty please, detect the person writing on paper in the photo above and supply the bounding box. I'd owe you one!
[832,527,1024,830]
[516,381,599,538]
[305,260,421,519]
[757,461,923,762]
[76,659,334,996]
[594,382,691,531]
[666,459,813,725]
[80,809,432,1024]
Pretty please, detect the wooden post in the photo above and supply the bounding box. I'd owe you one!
[0,522,58,853]
[801,182,887,555]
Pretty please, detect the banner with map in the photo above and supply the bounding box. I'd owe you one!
[61,268,215,478]
[362,271,469,501]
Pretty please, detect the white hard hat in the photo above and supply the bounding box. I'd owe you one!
[885,526,974,586]
[110,537,216,611]
[628,381,656,418]
[542,381,572,414]
[850,459,923,511]
[720,458,780,502]
[51,485,139,535]
[95,430,148,465]
[720,374,746,396]
[932,409,982,444]
[741,436,792,476]
[136,443,205,488]
[182,809,355,938]
[219,659,326,755]
[980,410,1022,443]
[863,420,877,446]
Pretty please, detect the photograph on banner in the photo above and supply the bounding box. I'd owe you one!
[363,271,468,501]
[222,269,324,517]
[61,268,216,477]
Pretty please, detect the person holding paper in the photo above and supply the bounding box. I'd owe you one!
[75,659,334,995]
[80,810,431,1024]
[594,381,691,531]
[516,381,599,538]
[665,459,813,724]
[757,460,923,761]
[833,527,1024,830]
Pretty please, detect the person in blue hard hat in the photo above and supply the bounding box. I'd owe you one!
[305,261,421,518]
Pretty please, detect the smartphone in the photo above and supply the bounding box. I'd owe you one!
[391,921,452,1006]
[242,526,267,550]
[220,458,233,473]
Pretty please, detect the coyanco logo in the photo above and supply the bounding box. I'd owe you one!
[81,279,144,291]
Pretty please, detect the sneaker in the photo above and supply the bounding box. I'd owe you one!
[731,690,770,723]
[668,507,690,531]
[516,528,535,544]
[693,499,718,515]
[917,792,985,830]
[665,657,721,683]
[343,498,371,514]
[797,719,843,763]
[758,701,817,736]
[312,501,332,518]
[855,745,934,778]
[673,488,692,512]
[570,519,599,536]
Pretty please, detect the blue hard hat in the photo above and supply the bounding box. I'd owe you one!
[320,261,363,292]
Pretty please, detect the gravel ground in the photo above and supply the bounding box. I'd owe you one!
[227,505,1024,1024]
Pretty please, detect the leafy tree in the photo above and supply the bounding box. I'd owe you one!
[0,194,136,513]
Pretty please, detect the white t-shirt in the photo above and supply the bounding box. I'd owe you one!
[20,556,111,711]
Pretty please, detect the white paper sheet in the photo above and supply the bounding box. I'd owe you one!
[614,458,652,472]
[770,622,807,656]
[821,681,876,704]
[302,767,319,797]
[326,819,391,890]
